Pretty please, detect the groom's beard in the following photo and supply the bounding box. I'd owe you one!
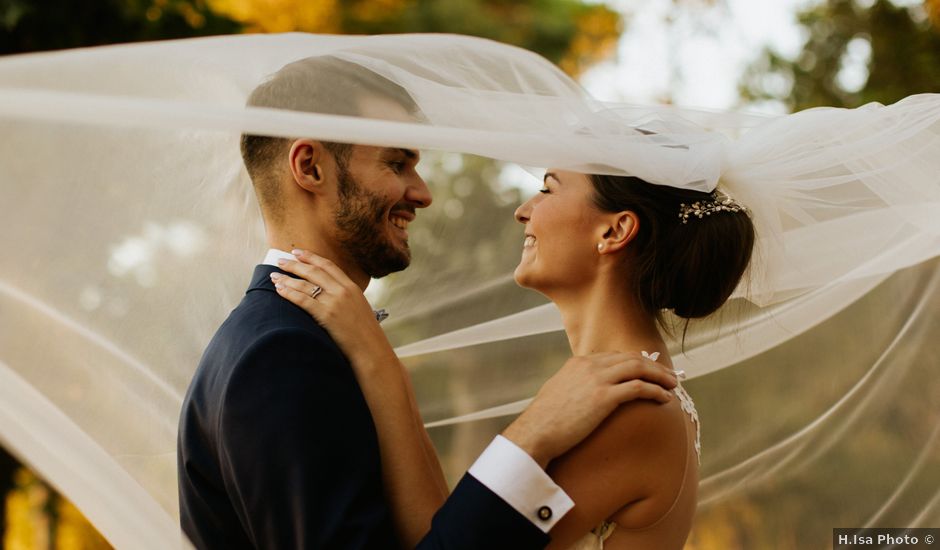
[333,166,411,279]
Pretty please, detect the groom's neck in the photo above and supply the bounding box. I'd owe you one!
[267,232,370,291]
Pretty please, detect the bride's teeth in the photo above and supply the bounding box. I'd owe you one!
[524,236,536,248]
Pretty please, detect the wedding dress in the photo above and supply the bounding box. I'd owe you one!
[0,33,939,548]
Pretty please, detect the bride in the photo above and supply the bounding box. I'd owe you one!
[272,164,754,548]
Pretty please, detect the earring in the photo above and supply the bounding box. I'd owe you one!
[597,243,604,251]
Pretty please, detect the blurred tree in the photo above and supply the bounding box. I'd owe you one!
[740,0,940,110]
[3,466,112,550]
[1,0,621,75]
[0,0,241,55]
[206,0,623,76]
[0,446,16,542]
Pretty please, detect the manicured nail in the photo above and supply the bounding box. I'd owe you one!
[270,273,282,280]
[275,283,284,290]
[291,249,303,256]
[277,258,287,266]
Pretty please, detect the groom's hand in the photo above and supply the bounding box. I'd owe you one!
[502,352,678,469]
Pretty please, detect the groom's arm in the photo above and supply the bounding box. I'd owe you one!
[415,435,574,549]
[415,352,678,549]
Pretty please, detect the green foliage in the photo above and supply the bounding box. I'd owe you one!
[740,0,940,110]
[1,0,621,76]
[337,0,622,75]
[0,0,242,55]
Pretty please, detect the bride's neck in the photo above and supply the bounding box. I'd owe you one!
[552,275,668,363]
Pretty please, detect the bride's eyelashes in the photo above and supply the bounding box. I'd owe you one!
[539,187,550,194]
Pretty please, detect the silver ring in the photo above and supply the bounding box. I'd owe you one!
[309,285,323,300]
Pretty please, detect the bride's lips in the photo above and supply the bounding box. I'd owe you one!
[523,234,536,249]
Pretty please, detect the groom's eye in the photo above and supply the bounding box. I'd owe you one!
[386,160,407,174]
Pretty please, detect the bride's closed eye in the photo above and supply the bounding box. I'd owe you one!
[539,187,551,194]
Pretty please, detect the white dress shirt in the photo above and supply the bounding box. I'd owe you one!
[261,248,574,532]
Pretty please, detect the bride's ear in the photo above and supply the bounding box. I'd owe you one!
[598,211,640,254]
[288,139,328,194]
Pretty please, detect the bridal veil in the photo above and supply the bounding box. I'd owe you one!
[0,33,938,547]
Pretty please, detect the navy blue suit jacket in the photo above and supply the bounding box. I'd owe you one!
[178,264,550,549]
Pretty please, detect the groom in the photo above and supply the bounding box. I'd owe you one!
[177,56,677,549]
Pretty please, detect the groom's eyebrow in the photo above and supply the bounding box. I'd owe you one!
[391,147,419,160]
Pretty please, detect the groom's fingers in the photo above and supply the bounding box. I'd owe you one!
[604,359,678,390]
[610,379,675,405]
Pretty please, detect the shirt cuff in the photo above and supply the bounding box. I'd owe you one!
[467,435,575,533]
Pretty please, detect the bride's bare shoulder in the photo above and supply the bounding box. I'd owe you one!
[555,397,688,482]
[545,398,691,542]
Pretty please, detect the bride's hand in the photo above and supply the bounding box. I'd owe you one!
[270,250,391,365]
[271,249,447,547]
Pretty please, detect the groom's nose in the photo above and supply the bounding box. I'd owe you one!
[406,173,433,208]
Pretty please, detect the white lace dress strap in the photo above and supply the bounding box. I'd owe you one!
[672,382,701,464]
[643,351,701,464]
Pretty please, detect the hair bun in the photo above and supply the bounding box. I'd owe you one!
[589,175,755,326]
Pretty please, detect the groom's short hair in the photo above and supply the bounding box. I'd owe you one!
[241,56,420,222]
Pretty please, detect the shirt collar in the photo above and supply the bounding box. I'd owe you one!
[262,248,296,267]
[261,248,389,323]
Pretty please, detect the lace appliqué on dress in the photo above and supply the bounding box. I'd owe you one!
[642,351,701,464]
[591,521,616,548]
[672,381,701,464]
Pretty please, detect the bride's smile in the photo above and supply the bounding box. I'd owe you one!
[514,170,608,293]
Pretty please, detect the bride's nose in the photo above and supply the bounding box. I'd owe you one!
[514,199,533,224]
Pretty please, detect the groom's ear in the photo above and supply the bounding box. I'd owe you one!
[599,211,640,254]
[288,139,327,194]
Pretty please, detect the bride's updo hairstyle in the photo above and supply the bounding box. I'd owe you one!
[590,174,755,326]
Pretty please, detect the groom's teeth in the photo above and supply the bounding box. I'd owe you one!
[524,236,536,248]
[391,216,409,230]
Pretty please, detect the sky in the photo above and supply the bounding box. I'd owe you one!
[579,0,921,113]
[581,0,815,113]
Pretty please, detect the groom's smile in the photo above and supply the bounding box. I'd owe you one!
[333,144,430,279]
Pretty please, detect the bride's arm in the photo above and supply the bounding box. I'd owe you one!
[343,331,449,544]
[271,258,446,547]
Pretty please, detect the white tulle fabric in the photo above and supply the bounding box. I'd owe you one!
[0,33,938,548]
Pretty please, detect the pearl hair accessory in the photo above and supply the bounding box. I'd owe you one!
[678,189,747,224]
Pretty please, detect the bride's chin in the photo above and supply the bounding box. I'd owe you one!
[513,265,529,288]
[513,264,538,290]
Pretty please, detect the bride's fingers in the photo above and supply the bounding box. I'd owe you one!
[290,250,356,289]
[270,274,326,314]
[276,257,341,289]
